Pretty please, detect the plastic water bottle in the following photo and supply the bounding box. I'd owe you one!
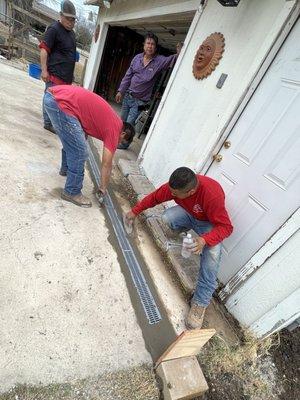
[181,233,194,258]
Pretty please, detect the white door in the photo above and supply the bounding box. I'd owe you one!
[207,20,300,284]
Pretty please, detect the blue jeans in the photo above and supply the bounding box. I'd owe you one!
[43,81,55,126]
[163,206,222,307]
[121,92,147,125]
[43,91,88,195]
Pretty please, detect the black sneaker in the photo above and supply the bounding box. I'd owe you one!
[44,125,56,134]
[59,169,67,176]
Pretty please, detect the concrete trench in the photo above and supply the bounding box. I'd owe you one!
[87,139,178,362]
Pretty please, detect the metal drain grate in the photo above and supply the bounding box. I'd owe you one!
[87,144,162,325]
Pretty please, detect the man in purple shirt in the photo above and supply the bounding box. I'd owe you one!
[115,33,181,149]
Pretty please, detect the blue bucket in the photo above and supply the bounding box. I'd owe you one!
[28,63,42,80]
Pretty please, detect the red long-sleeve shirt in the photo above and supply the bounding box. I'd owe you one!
[132,175,233,246]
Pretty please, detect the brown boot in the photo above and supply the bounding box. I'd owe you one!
[186,303,206,330]
[61,191,92,208]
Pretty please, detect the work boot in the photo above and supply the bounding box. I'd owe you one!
[61,191,92,208]
[44,124,56,134]
[185,303,206,330]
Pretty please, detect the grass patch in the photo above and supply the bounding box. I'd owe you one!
[0,365,159,400]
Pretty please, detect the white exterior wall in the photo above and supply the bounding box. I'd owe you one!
[83,0,199,90]
[140,0,297,186]
[225,229,300,337]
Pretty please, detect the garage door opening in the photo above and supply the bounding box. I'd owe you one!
[94,12,195,154]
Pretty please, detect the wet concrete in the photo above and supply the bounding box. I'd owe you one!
[87,139,178,362]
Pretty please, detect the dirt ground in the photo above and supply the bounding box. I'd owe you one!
[198,328,300,400]
[271,328,300,400]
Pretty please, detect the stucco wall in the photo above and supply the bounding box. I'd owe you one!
[140,0,296,186]
[225,230,300,337]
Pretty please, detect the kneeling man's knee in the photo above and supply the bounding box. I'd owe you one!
[162,209,172,228]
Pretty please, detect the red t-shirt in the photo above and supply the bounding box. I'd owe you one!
[132,175,233,246]
[49,85,123,154]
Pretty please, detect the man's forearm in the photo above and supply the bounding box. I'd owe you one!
[40,48,48,72]
[100,163,112,193]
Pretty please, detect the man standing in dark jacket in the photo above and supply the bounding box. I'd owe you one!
[39,0,77,133]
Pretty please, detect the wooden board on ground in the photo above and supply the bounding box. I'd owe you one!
[155,329,216,368]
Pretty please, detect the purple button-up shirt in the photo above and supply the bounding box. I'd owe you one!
[118,52,177,102]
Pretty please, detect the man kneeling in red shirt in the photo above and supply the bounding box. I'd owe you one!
[125,167,233,329]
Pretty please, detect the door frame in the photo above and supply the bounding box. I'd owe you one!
[219,209,300,301]
[211,7,300,299]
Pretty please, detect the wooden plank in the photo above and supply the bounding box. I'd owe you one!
[155,329,216,368]
[157,356,209,400]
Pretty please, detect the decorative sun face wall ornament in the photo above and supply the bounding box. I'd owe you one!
[193,32,225,80]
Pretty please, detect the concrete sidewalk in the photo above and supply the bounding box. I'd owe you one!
[0,61,154,393]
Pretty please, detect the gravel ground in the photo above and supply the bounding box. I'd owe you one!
[0,365,159,400]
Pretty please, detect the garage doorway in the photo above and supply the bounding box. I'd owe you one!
[94,12,195,154]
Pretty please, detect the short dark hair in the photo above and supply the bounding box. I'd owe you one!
[144,32,158,47]
[169,167,197,191]
[122,122,135,144]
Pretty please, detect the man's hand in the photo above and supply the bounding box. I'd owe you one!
[189,236,206,255]
[41,69,50,83]
[123,210,136,234]
[96,188,106,205]
[176,42,183,56]
[115,92,123,103]
[125,210,136,222]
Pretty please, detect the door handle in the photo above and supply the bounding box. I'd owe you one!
[224,141,231,149]
[213,154,223,162]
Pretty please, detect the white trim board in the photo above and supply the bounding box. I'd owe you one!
[219,208,300,301]
[249,288,300,338]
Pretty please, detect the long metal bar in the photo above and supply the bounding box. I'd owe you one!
[87,144,162,325]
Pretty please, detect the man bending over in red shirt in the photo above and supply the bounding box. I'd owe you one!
[125,167,233,329]
[44,85,135,207]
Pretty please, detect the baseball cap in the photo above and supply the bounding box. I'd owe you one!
[60,0,76,18]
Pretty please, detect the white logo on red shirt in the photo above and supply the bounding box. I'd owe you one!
[193,204,203,214]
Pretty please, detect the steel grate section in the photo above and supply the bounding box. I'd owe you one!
[87,144,162,325]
